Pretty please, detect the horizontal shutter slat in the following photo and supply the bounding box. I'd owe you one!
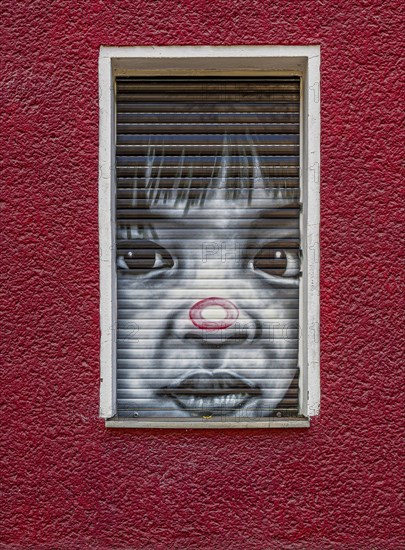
[117,122,299,133]
[117,113,300,124]
[117,101,300,113]
[117,80,300,92]
[116,155,299,165]
[117,133,299,145]
[116,167,300,177]
[117,92,300,103]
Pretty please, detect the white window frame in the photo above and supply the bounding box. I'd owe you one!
[99,45,320,428]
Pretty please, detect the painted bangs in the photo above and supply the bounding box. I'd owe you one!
[125,135,300,213]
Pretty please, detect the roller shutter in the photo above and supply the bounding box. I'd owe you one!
[115,76,301,420]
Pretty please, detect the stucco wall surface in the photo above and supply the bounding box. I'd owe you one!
[1,1,404,549]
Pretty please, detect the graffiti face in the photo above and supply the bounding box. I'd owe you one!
[117,176,300,418]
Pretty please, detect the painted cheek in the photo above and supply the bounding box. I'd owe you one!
[189,297,239,331]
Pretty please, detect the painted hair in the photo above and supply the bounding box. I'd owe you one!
[127,134,299,213]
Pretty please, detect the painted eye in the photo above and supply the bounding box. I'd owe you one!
[117,239,174,274]
[253,241,300,277]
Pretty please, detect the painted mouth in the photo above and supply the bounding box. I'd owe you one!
[157,370,262,417]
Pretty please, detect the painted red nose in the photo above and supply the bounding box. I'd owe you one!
[189,297,239,330]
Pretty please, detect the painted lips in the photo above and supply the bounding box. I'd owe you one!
[158,370,261,416]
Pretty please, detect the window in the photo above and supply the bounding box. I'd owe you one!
[99,46,320,428]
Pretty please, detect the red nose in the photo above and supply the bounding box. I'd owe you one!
[189,297,239,330]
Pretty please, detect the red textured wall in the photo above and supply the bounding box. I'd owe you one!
[2,1,404,548]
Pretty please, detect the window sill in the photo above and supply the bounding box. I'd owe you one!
[105,417,310,429]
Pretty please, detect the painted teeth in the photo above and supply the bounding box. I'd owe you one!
[176,393,248,414]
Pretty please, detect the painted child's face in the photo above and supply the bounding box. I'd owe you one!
[116,187,300,419]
